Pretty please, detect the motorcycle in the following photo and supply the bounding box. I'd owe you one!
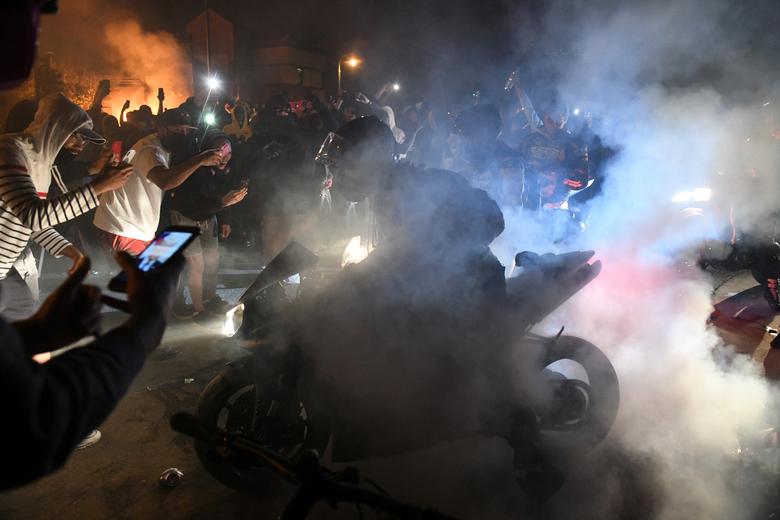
[192,241,620,500]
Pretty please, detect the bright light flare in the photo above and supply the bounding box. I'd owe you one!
[573,107,581,116]
[392,83,401,91]
[206,76,221,90]
[203,112,217,126]
[345,57,361,68]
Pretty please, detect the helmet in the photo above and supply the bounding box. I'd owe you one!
[315,116,396,201]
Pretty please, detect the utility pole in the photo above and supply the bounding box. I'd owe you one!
[205,0,211,77]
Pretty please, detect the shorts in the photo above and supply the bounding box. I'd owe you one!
[97,230,151,256]
[169,210,218,257]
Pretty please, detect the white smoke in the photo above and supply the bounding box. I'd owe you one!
[493,0,780,518]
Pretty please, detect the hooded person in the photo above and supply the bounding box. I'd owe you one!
[288,116,511,461]
[0,92,132,320]
[376,105,406,145]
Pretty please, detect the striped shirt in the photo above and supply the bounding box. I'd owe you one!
[0,164,98,278]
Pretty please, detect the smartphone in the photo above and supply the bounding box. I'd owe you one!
[107,226,200,293]
[120,149,136,166]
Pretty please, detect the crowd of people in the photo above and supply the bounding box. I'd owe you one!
[0,70,610,320]
[0,0,618,495]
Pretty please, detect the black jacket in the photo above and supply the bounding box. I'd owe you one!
[168,165,238,222]
[0,319,146,490]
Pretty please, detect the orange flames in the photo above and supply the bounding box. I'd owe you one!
[99,20,192,120]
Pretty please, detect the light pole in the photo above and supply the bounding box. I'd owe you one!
[337,55,361,96]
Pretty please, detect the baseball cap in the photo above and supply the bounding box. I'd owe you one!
[75,126,106,145]
[156,109,196,129]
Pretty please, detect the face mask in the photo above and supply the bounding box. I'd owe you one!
[160,132,194,155]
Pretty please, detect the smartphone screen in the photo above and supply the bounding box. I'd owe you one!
[137,230,196,272]
[107,226,199,292]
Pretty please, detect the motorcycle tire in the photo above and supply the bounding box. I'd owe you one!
[541,335,620,448]
[194,358,330,494]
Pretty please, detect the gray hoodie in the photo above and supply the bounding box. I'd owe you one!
[0,93,101,279]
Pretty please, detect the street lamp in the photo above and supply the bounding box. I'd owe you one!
[206,76,221,91]
[337,55,361,96]
[197,75,219,125]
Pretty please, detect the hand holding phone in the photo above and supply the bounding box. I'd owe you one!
[96,79,111,99]
[91,162,134,195]
[103,252,186,352]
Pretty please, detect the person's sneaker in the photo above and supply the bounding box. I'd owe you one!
[75,430,101,450]
[172,302,196,319]
[205,296,230,315]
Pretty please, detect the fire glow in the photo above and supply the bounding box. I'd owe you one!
[98,18,193,120]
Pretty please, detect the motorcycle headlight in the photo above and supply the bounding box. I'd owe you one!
[341,235,370,267]
[222,303,245,337]
[672,191,692,203]
[672,187,711,203]
[692,187,711,202]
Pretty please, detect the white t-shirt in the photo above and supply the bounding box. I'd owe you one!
[93,134,170,241]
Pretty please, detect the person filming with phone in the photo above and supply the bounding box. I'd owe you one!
[0,0,189,482]
[93,109,224,256]
[168,131,248,321]
[0,251,184,489]
[0,92,133,320]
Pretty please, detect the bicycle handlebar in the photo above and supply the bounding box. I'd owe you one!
[170,413,463,520]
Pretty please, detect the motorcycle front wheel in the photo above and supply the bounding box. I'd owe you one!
[195,358,330,493]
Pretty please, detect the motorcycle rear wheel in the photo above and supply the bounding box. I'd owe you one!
[195,359,330,493]
[539,334,620,447]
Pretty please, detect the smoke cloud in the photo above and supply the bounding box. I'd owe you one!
[491,0,780,518]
